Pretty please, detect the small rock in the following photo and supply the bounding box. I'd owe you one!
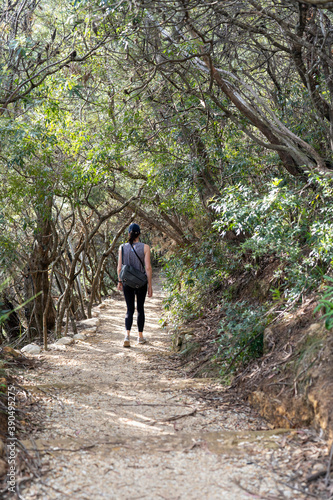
[78,318,100,328]
[97,303,106,310]
[80,327,97,335]
[0,458,6,477]
[73,333,85,340]
[55,337,74,346]
[92,312,99,318]
[48,344,66,351]
[21,344,41,355]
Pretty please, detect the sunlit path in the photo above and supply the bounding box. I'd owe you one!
[20,281,307,499]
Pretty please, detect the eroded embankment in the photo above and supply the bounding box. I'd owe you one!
[172,262,333,443]
[246,308,333,442]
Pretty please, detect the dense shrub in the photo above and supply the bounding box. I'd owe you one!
[211,174,333,303]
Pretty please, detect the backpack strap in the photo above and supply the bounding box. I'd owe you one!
[130,243,146,270]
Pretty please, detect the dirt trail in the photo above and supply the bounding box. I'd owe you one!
[19,281,314,499]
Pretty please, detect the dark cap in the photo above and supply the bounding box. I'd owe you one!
[128,223,140,234]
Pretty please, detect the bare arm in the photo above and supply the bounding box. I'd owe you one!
[117,245,123,291]
[144,244,153,297]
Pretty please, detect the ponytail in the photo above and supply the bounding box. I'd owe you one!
[128,230,140,244]
[127,222,141,244]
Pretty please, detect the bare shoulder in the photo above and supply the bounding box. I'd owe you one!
[143,244,150,254]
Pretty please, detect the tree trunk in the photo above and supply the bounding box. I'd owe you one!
[0,295,22,341]
[25,200,56,338]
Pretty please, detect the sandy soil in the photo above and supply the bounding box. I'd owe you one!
[17,281,317,499]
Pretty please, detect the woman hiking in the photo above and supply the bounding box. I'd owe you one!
[117,223,153,347]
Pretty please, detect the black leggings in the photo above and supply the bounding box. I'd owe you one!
[123,283,147,332]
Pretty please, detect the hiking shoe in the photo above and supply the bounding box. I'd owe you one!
[123,336,130,348]
[137,337,146,344]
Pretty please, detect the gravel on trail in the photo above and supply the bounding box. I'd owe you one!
[18,282,324,500]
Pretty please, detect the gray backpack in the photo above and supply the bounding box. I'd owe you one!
[119,244,147,288]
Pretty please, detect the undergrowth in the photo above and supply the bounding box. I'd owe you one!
[161,173,333,380]
[211,173,333,304]
[214,301,267,378]
[161,236,234,327]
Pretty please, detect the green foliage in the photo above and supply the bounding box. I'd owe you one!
[215,301,266,377]
[161,236,233,327]
[211,174,333,304]
[2,0,333,376]
[314,276,333,330]
[0,280,11,325]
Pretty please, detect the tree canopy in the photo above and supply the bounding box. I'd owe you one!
[1,0,333,371]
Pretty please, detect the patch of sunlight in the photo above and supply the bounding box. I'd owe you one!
[117,417,166,432]
[70,342,106,353]
[99,390,140,401]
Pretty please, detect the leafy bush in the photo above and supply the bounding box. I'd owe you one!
[162,173,333,380]
[211,174,333,304]
[314,276,333,330]
[161,236,237,327]
[215,301,267,378]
